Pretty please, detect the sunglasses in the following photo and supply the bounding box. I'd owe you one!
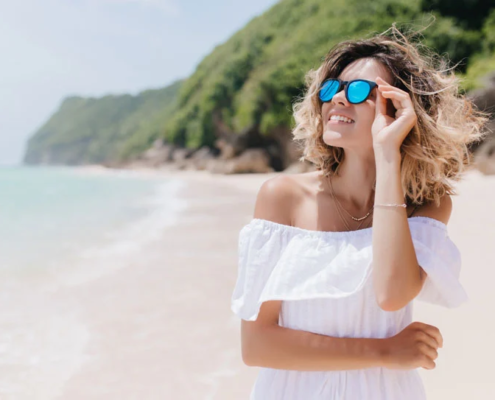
[319,78,378,104]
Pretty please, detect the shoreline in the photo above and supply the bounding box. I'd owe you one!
[52,167,272,398]
[73,163,284,195]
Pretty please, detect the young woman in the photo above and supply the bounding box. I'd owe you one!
[230,25,489,399]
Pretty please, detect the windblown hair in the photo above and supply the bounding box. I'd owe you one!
[292,23,491,207]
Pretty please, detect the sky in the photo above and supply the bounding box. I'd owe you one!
[0,0,280,166]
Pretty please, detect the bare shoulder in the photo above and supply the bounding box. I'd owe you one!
[412,193,453,226]
[242,174,302,335]
[253,173,306,225]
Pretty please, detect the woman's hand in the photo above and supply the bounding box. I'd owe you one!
[380,321,443,370]
[372,76,418,153]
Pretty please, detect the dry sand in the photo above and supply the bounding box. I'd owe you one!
[4,166,493,399]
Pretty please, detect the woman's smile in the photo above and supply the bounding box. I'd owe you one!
[328,115,355,124]
[328,119,354,125]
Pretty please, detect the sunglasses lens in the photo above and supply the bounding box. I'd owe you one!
[319,79,339,102]
[347,81,371,103]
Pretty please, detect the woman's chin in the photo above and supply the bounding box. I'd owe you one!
[322,130,346,143]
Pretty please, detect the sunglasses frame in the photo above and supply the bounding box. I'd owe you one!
[319,78,378,104]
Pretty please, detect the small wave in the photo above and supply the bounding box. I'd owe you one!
[48,178,189,288]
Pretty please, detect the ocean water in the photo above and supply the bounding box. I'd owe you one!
[0,166,189,398]
[0,165,188,284]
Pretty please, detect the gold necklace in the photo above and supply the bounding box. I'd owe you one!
[329,175,375,221]
[326,174,374,231]
[327,178,357,232]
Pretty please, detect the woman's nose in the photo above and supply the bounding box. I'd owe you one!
[331,89,349,106]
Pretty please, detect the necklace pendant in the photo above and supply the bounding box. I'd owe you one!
[351,212,370,221]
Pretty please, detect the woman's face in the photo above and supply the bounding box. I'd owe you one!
[321,58,395,150]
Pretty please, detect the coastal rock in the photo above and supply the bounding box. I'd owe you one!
[207,148,274,174]
[190,146,217,170]
[172,148,195,162]
[140,139,176,166]
[267,125,303,170]
[284,160,317,174]
[474,135,495,175]
[215,138,237,160]
[469,71,495,156]
[468,71,495,174]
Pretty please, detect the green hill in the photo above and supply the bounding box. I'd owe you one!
[24,80,182,165]
[23,0,495,168]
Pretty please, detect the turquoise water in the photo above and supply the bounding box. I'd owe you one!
[0,166,186,279]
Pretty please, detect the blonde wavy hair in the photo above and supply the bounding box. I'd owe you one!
[292,24,491,207]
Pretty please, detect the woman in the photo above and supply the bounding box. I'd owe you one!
[230,25,489,399]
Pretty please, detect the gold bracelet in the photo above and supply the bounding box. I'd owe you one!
[374,203,407,208]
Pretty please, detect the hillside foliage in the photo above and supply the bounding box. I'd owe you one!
[24,0,495,166]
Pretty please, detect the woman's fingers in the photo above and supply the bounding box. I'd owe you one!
[379,92,403,112]
[376,77,406,94]
[379,90,411,109]
[422,357,437,370]
[379,90,408,100]
[422,326,443,349]
[374,84,388,117]
[376,78,413,109]
[379,90,417,126]
[416,330,440,350]
[418,342,439,361]
[413,322,444,348]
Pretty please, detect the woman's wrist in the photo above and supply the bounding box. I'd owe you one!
[374,145,402,181]
[373,144,401,166]
[372,338,391,368]
[356,338,390,368]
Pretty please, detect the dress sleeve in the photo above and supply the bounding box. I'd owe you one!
[409,217,468,308]
[230,219,292,321]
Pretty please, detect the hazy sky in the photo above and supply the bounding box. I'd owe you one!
[0,0,279,165]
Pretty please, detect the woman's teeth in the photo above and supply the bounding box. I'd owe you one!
[329,115,354,124]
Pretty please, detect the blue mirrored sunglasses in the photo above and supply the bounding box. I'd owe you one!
[319,78,378,104]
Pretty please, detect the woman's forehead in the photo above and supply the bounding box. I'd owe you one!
[338,58,392,83]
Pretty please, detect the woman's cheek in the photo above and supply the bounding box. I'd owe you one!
[358,115,374,132]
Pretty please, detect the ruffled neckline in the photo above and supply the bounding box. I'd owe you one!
[247,216,447,239]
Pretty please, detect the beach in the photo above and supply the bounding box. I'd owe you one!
[1,166,494,399]
[0,166,281,399]
[54,168,281,399]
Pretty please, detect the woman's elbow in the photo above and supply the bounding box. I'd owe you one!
[240,325,264,366]
[376,292,411,312]
[241,340,258,366]
[375,280,423,312]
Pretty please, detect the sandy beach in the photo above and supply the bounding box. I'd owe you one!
[2,167,494,399]
[55,169,281,399]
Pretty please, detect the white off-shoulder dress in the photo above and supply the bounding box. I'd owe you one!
[230,216,468,400]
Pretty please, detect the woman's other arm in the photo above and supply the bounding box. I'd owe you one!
[242,301,441,371]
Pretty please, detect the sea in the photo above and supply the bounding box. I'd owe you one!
[0,165,187,283]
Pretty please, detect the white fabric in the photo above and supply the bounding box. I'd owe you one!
[231,216,468,400]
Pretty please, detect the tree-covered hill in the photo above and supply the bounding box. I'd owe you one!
[24,80,182,165]
[23,0,495,169]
